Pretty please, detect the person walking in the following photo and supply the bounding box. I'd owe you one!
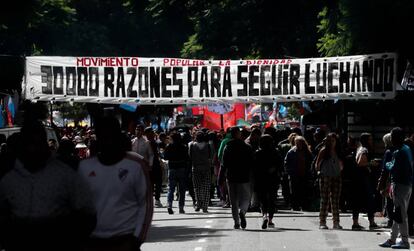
[145,127,164,208]
[278,132,298,208]
[379,127,413,249]
[354,133,380,230]
[218,128,232,208]
[79,117,153,251]
[377,133,395,228]
[164,133,189,214]
[132,124,154,170]
[254,135,283,229]
[189,131,213,213]
[285,136,313,211]
[245,128,262,212]
[0,121,96,251]
[221,127,254,230]
[315,133,343,230]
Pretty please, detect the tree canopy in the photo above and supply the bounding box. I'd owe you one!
[1,0,413,63]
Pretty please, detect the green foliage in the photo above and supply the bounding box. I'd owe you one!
[182,0,324,59]
[317,0,414,61]
[181,34,204,58]
[2,0,413,63]
[287,103,300,121]
[1,0,323,59]
[317,5,353,56]
[54,102,88,125]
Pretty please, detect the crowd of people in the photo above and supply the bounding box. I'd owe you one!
[1,115,414,250]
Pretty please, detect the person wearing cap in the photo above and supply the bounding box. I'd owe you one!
[131,125,154,171]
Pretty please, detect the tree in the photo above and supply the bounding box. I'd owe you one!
[317,0,414,63]
[55,102,88,126]
[0,0,75,55]
[181,0,324,59]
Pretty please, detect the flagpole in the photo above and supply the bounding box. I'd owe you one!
[50,101,53,126]
[220,114,224,129]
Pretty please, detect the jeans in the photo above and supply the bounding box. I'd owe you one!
[228,181,251,224]
[391,183,412,243]
[167,168,187,209]
[150,167,163,201]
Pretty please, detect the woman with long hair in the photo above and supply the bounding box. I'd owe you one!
[353,132,380,230]
[285,136,313,211]
[189,131,213,213]
[316,133,343,229]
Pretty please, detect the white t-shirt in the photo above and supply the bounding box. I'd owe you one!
[131,137,154,167]
[78,157,147,238]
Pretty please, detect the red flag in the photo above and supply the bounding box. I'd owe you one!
[223,103,245,129]
[202,103,245,130]
[191,106,203,115]
[202,108,222,130]
[6,109,13,126]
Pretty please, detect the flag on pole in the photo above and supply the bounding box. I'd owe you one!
[278,104,287,118]
[302,101,312,113]
[5,96,15,126]
[8,96,15,118]
[0,102,4,128]
[119,102,139,112]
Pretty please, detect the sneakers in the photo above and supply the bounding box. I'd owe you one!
[369,222,380,230]
[332,224,343,230]
[202,209,208,213]
[379,239,395,248]
[234,223,240,229]
[391,241,410,249]
[167,208,174,215]
[179,208,185,214]
[155,200,163,208]
[239,212,247,229]
[262,217,269,230]
[319,224,329,230]
[352,224,365,231]
[195,207,201,212]
[268,222,275,228]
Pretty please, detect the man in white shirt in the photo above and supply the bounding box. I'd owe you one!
[79,117,153,251]
[131,125,154,170]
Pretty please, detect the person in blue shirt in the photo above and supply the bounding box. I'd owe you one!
[380,127,413,249]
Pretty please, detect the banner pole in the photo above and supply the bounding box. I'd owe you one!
[50,101,53,126]
[220,114,224,129]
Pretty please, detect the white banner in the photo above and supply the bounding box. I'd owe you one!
[24,53,397,104]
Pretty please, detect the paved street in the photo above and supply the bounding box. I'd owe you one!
[143,193,411,251]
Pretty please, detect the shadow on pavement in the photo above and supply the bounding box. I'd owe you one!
[152,216,234,222]
[244,227,311,232]
[146,225,226,243]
